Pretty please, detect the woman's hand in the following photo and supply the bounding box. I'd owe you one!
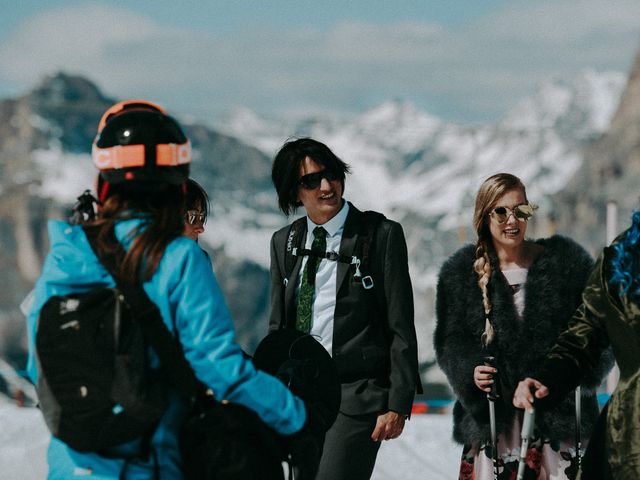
[512,378,549,411]
[473,365,496,393]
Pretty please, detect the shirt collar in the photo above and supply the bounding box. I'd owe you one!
[306,200,349,237]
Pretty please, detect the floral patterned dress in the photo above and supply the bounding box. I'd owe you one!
[458,413,583,480]
[458,269,585,480]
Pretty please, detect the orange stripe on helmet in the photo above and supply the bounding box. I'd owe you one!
[97,99,166,133]
[156,141,192,166]
[92,141,192,170]
[92,144,145,169]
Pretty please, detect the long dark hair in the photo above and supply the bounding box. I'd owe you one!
[88,184,185,283]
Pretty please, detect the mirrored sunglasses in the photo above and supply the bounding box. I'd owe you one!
[185,210,206,225]
[489,204,537,224]
[298,170,339,190]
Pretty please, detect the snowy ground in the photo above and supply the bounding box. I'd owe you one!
[372,414,460,479]
[0,401,460,479]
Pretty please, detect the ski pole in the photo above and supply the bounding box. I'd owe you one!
[484,356,499,479]
[575,386,582,469]
[516,408,535,480]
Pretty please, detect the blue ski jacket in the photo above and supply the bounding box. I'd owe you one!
[26,218,306,479]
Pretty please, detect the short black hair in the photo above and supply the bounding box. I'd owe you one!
[185,178,209,223]
[271,137,350,216]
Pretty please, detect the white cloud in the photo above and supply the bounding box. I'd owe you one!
[0,4,161,82]
[0,0,638,123]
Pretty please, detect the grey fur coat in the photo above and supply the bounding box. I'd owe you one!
[434,235,612,445]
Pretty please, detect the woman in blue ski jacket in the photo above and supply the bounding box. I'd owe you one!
[26,100,306,479]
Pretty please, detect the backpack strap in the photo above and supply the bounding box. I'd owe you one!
[354,211,386,289]
[358,211,385,271]
[284,216,307,285]
[82,225,200,398]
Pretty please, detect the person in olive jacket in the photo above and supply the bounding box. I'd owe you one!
[514,211,640,480]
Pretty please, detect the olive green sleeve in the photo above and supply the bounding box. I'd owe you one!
[536,252,612,399]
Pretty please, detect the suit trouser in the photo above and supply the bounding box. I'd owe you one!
[315,411,381,480]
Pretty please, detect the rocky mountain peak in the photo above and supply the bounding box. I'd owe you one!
[25,72,109,107]
[608,49,640,132]
[551,47,640,251]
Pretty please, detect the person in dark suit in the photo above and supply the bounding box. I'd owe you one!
[268,137,421,480]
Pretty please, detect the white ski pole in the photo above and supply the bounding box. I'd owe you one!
[484,356,499,479]
[516,408,535,480]
[575,386,582,468]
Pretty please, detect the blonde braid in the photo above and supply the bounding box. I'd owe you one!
[473,240,494,347]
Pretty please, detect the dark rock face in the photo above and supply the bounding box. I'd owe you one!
[552,51,640,250]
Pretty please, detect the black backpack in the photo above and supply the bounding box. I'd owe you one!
[35,225,197,453]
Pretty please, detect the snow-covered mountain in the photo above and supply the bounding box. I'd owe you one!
[0,67,631,388]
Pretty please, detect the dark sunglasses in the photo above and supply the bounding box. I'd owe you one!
[298,170,339,190]
[489,203,537,224]
[185,210,206,225]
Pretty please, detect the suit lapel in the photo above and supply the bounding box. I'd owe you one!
[336,203,363,293]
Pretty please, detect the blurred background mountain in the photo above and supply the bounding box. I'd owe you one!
[1,47,639,397]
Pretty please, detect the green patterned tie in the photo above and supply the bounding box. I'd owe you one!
[295,226,327,333]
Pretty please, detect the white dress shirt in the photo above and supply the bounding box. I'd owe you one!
[297,201,350,355]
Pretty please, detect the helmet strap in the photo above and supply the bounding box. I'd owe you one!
[98,178,111,204]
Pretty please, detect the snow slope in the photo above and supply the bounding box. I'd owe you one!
[0,403,460,479]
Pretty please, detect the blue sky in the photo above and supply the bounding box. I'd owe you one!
[0,0,639,124]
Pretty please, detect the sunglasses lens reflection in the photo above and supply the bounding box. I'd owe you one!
[515,205,534,219]
[186,211,205,225]
[493,207,509,223]
[490,204,534,224]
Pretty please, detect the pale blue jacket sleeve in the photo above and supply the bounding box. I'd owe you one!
[148,240,306,436]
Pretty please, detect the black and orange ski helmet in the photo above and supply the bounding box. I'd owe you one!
[92,100,191,201]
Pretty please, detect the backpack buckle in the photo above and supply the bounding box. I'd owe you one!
[352,258,374,289]
[326,251,339,261]
[353,258,362,279]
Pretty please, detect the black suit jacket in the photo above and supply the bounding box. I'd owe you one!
[269,202,420,416]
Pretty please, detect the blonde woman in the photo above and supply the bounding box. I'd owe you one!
[434,173,610,479]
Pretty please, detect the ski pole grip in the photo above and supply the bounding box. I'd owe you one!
[484,356,499,400]
[521,408,535,440]
[516,409,536,480]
